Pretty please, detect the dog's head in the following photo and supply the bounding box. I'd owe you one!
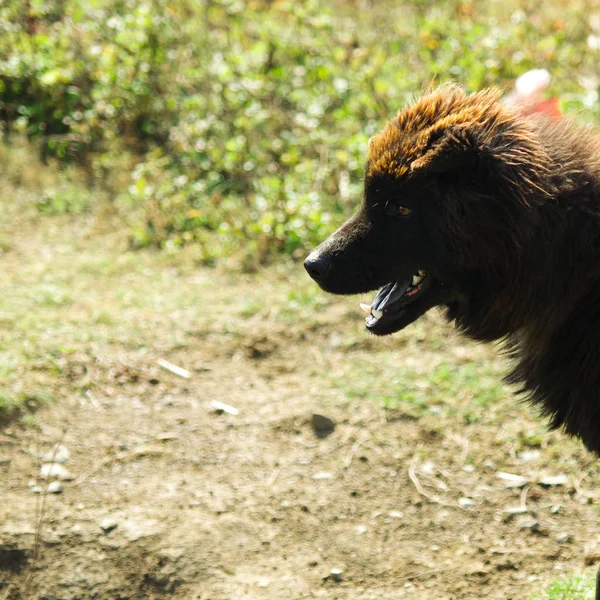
[305,85,555,336]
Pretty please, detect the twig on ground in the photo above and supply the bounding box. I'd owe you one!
[158,358,191,379]
[408,454,455,508]
[267,467,280,486]
[519,484,530,510]
[574,473,595,501]
[344,439,364,468]
[21,426,69,598]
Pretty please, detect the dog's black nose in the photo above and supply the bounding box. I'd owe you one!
[304,252,330,281]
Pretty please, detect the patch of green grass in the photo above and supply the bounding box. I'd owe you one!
[237,298,264,318]
[0,390,54,422]
[0,391,21,415]
[330,355,509,422]
[37,185,93,215]
[32,284,72,307]
[531,573,596,600]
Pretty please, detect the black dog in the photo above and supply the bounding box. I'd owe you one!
[305,85,600,597]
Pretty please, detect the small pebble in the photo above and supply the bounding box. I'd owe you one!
[555,532,572,544]
[40,444,70,464]
[311,414,335,438]
[47,481,63,494]
[99,518,118,533]
[550,504,561,514]
[40,463,73,481]
[518,450,540,463]
[458,497,475,508]
[504,506,529,515]
[517,517,541,532]
[313,472,334,480]
[497,472,528,488]
[329,568,344,582]
[539,474,569,487]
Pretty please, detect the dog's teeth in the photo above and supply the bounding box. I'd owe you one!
[412,275,420,286]
[371,309,383,320]
[418,269,426,276]
[359,303,372,315]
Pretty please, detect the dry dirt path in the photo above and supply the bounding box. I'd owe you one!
[1,199,600,599]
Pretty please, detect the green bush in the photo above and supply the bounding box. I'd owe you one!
[1,0,599,260]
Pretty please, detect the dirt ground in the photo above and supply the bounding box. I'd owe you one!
[2,187,600,599]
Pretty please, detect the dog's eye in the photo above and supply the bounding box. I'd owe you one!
[398,206,412,217]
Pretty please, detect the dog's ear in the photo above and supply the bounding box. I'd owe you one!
[410,126,476,175]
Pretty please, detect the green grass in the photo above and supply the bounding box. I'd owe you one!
[532,573,596,600]
[329,353,509,422]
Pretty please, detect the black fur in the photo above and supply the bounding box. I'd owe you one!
[305,85,600,455]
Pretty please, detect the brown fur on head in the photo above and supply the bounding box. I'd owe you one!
[368,84,555,204]
[305,84,600,456]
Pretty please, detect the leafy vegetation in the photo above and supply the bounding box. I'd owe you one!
[2,0,600,260]
[530,573,596,600]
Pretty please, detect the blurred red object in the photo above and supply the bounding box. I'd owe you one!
[504,69,561,118]
[527,97,561,118]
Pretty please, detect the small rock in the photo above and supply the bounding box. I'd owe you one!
[99,518,118,533]
[538,474,569,487]
[311,414,335,438]
[517,517,541,532]
[354,525,367,535]
[120,518,162,541]
[550,504,561,514]
[30,485,42,494]
[329,568,344,582]
[585,553,600,566]
[40,463,73,481]
[518,450,540,463]
[388,510,404,518]
[458,497,475,508]
[504,506,529,515]
[555,532,572,544]
[47,481,63,494]
[40,444,70,464]
[313,472,334,480]
[502,506,529,523]
[157,547,184,562]
[497,472,528,488]
[465,561,489,576]
[156,432,179,441]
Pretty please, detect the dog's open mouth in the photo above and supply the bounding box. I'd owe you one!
[360,270,429,332]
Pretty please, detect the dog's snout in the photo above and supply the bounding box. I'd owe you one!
[304,251,331,281]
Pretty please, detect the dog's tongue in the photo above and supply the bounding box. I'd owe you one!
[372,278,412,313]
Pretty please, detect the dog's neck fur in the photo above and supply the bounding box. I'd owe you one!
[448,117,600,454]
